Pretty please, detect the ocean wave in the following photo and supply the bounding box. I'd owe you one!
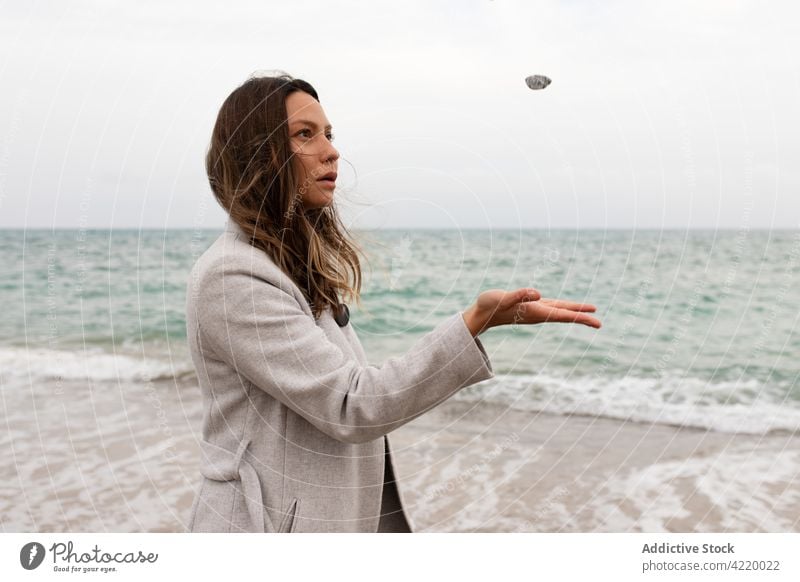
[455,373,800,435]
[3,345,798,435]
[0,347,195,383]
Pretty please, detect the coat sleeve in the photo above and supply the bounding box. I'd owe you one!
[193,262,494,444]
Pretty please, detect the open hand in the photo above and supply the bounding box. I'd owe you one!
[462,287,601,336]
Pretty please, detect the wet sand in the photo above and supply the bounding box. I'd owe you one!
[1,375,202,532]
[2,376,798,532]
[389,399,800,532]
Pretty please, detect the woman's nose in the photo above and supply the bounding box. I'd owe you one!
[324,140,339,163]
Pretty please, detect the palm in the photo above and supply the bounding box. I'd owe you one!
[475,288,601,329]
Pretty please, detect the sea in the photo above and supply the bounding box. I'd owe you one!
[2,227,799,437]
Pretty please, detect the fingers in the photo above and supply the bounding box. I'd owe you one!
[504,287,540,307]
[539,298,597,312]
[541,306,602,329]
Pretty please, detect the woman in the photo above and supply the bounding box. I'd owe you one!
[185,73,601,533]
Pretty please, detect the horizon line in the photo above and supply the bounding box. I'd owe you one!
[2,226,799,232]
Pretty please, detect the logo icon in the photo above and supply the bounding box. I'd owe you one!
[20,542,46,570]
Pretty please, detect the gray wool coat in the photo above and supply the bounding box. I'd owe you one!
[185,217,495,533]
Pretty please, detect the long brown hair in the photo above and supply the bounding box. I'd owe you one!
[206,73,364,319]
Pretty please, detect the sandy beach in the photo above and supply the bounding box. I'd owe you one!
[1,360,202,532]
[2,370,797,533]
[389,399,800,532]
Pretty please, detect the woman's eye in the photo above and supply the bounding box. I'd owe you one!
[295,129,334,142]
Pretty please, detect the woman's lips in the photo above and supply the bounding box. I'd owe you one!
[317,179,336,188]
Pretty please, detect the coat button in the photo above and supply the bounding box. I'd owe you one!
[334,304,350,327]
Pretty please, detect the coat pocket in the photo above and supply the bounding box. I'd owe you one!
[199,438,270,532]
[277,497,300,533]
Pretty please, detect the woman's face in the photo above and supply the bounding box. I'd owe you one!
[286,91,339,210]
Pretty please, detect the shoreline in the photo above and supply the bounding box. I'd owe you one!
[388,399,800,532]
[1,376,797,532]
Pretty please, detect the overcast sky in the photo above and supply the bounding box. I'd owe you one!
[1,0,798,229]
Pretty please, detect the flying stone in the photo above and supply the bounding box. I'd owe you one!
[525,75,552,90]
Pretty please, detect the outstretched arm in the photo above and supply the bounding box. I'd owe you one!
[194,263,494,445]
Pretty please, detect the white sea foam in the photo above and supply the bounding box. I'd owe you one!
[584,446,800,532]
[0,346,194,384]
[2,345,798,436]
[456,373,800,435]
